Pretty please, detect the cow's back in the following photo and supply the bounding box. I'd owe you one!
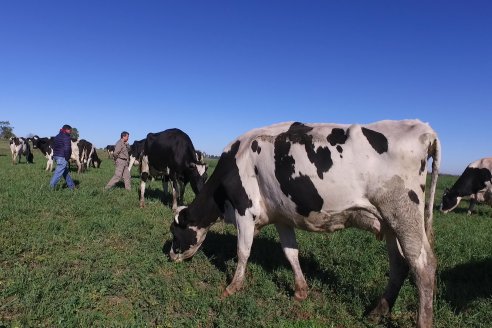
[145,129,198,172]
[230,120,436,221]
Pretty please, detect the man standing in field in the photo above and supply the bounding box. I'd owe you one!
[105,131,131,191]
[50,124,76,190]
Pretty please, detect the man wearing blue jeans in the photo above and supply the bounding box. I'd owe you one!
[50,124,76,190]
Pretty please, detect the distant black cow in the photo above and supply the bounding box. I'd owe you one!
[105,145,115,159]
[140,128,208,210]
[9,137,33,164]
[128,138,146,171]
[32,135,55,171]
[441,158,492,214]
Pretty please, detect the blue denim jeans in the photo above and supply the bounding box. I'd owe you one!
[50,156,75,190]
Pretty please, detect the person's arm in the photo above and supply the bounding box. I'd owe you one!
[113,140,123,159]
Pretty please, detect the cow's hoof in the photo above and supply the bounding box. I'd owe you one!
[294,290,308,301]
[220,289,232,300]
[367,299,390,323]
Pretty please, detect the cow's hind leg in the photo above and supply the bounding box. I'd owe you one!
[222,213,255,298]
[275,223,308,300]
[368,228,409,322]
[370,223,435,328]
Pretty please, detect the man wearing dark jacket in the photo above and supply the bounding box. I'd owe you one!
[49,124,76,190]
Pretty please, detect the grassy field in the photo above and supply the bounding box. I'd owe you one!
[0,139,491,327]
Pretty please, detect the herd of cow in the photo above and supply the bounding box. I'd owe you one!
[7,119,492,327]
[9,135,102,173]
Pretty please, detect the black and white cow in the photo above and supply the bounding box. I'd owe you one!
[140,128,208,210]
[440,158,492,214]
[105,145,115,159]
[169,120,440,328]
[9,137,33,164]
[128,138,146,171]
[70,139,101,173]
[32,135,54,171]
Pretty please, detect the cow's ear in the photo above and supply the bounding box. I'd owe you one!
[174,206,188,228]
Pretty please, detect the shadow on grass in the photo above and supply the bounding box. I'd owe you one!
[165,231,339,298]
[141,186,173,206]
[440,257,492,312]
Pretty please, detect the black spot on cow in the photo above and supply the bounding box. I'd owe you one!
[254,166,259,175]
[212,141,252,217]
[419,159,427,175]
[420,184,425,192]
[274,123,324,216]
[281,122,333,179]
[336,145,343,154]
[251,140,261,154]
[408,190,420,205]
[361,127,388,154]
[327,128,348,146]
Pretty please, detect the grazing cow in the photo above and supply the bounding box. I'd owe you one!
[169,120,440,328]
[440,158,492,214]
[140,128,208,210]
[32,135,55,171]
[105,145,115,159]
[128,138,146,171]
[9,137,33,164]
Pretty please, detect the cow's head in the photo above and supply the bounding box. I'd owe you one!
[169,206,209,262]
[32,136,40,149]
[440,188,461,213]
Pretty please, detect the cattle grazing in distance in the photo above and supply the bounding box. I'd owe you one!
[9,137,33,164]
[128,138,146,171]
[169,120,440,327]
[32,135,55,171]
[440,158,492,214]
[140,129,208,210]
[105,145,115,159]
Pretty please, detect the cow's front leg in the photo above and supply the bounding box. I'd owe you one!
[467,198,477,215]
[275,223,308,300]
[222,213,255,298]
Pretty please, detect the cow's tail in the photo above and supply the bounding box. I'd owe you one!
[425,134,441,247]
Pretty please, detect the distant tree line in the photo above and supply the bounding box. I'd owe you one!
[0,121,15,139]
[0,120,80,140]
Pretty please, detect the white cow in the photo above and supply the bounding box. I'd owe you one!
[169,120,440,328]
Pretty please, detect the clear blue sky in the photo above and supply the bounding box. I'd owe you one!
[1,1,490,174]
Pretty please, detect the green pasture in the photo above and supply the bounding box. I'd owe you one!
[0,140,491,327]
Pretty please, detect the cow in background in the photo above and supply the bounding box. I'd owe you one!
[128,138,146,171]
[105,145,115,159]
[90,147,102,168]
[78,140,101,169]
[169,120,440,327]
[9,137,33,164]
[32,135,55,171]
[441,158,492,214]
[70,139,101,173]
[140,128,208,210]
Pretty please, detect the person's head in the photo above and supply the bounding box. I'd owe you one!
[121,131,129,142]
[61,124,72,135]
